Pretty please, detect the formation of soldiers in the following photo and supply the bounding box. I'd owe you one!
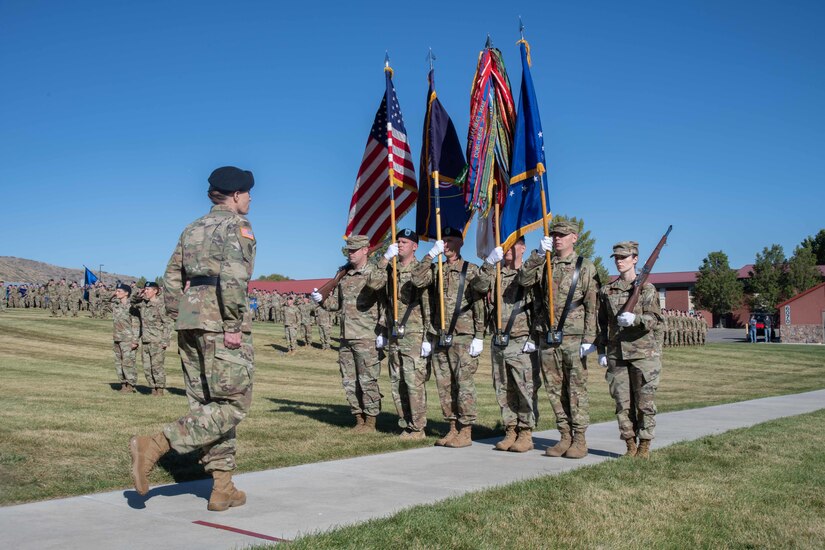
[309,221,665,460]
[662,309,707,346]
[249,289,339,351]
[0,278,126,319]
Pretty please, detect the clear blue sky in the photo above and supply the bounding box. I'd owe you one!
[2,0,823,280]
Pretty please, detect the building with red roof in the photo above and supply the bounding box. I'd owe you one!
[775,282,825,344]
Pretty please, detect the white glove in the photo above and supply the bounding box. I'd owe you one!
[579,343,597,357]
[598,354,608,368]
[427,240,445,259]
[522,340,536,353]
[485,246,504,265]
[420,341,432,357]
[468,337,484,357]
[383,243,399,261]
[617,312,636,327]
[310,288,323,303]
[375,335,386,349]
[540,236,554,253]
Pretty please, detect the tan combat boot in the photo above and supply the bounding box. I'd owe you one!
[495,426,518,451]
[435,421,458,446]
[351,414,366,432]
[129,432,171,495]
[445,424,472,448]
[624,437,638,457]
[156,388,164,396]
[544,429,572,457]
[150,388,157,396]
[361,415,377,433]
[509,428,534,453]
[636,439,651,459]
[400,429,426,441]
[564,431,588,459]
[119,383,131,393]
[207,471,247,512]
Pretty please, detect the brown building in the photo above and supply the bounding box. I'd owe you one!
[776,282,825,344]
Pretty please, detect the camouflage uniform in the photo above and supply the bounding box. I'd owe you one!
[162,203,256,473]
[519,249,599,435]
[112,296,140,386]
[283,301,300,351]
[69,285,82,317]
[598,259,663,442]
[47,281,58,316]
[298,299,315,346]
[374,256,429,433]
[412,255,484,426]
[321,256,385,419]
[315,304,333,350]
[133,292,172,390]
[0,284,6,311]
[477,262,538,430]
[57,281,70,316]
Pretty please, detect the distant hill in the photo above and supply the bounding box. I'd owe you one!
[0,257,138,285]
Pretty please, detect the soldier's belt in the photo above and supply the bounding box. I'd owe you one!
[188,276,219,287]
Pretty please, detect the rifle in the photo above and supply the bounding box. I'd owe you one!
[618,225,672,316]
[315,244,383,305]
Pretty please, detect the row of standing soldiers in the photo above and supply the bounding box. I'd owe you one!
[249,290,339,351]
[662,309,707,347]
[0,279,135,319]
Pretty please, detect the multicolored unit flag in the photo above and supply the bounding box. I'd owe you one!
[416,68,469,241]
[500,38,552,251]
[345,68,417,247]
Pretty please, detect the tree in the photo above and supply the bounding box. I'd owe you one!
[257,273,291,281]
[747,244,786,313]
[135,276,147,288]
[784,244,821,297]
[693,251,743,326]
[552,214,609,283]
[800,229,825,265]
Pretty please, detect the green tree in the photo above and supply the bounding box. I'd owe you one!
[694,251,743,326]
[552,214,609,283]
[135,276,147,288]
[784,244,822,297]
[257,273,291,281]
[747,244,786,312]
[800,229,825,265]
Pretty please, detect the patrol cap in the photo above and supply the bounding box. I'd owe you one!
[208,166,255,193]
[397,229,418,243]
[442,227,464,239]
[144,281,159,289]
[346,234,370,250]
[549,220,578,236]
[610,241,639,257]
[116,283,132,295]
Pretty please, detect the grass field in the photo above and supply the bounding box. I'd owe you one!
[280,409,825,549]
[1,308,824,506]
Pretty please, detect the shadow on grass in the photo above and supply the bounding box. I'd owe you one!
[124,476,212,510]
[267,397,499,440]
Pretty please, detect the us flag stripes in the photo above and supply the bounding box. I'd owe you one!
[344,70,417,247]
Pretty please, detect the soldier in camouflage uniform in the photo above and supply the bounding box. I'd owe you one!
[56,278,70,316]
[112,283,140,393]
[298,297,315,347]
[0,281,5,312]
[69,282,82,317]
[130,166,256,511]
[133,281,172,395]
[411,227,485,448]
[283,296,300,352]
[46,279,57,316]
[315,299,333,350]
[377,229,430,439]
[311,234,386,433]
[597,241,663,460]
[519,221,600,458]
[475,237,539,453]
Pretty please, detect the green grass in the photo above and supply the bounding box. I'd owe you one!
[281,409,825,549]
[1,308,824,506]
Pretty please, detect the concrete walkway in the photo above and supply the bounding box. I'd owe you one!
[2,389,824,549]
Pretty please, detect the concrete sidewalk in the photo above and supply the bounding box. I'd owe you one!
[2,389,824,549]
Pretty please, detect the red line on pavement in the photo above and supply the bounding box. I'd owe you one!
[192,520,291,543]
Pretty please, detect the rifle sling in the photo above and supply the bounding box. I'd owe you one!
[501,286,525,338]
[555,256,584,333]
[446,261,470,336]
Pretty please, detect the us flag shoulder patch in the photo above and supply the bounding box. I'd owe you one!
[240,227,254,240]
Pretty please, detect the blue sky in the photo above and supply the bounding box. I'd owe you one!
[1,0,823,280]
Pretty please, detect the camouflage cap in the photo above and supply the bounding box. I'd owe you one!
[346,234,370,250]
[610,241,639,257]
[549,220,579,236]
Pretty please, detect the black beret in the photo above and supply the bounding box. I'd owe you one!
[208,166,255,193]
[398,229,419,243]
[442,227,464,239]
[116,283,132,295]
[144,281,159,289]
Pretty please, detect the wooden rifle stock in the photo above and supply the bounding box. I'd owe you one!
[618,225,673,315]
[316,245,383,305]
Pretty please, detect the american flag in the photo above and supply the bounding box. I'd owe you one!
[345,71,417,247]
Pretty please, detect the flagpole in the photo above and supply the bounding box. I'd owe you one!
[494,184,503,336]
[428,49,447,334]
[385,53,400,335]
